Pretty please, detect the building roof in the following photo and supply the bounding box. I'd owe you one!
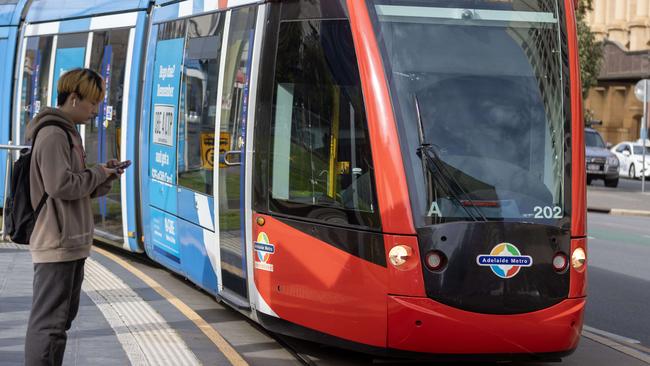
[598,40,650,81]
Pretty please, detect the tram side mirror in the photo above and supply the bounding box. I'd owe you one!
[623,150,631,157]
[606,142,613,149]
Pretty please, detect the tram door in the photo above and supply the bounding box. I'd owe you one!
[148,14,225,293]
[85,29,130,243]
[217,7,257,304]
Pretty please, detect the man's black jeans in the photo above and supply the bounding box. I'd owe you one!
[25,258,85,366]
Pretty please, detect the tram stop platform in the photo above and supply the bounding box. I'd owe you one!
[0,241,649,366]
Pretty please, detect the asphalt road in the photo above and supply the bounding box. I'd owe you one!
[589,176,650,192]
[587,177,650,212]
[586,212,650,347]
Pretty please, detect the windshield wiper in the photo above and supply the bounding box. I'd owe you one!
[413,94,487,222]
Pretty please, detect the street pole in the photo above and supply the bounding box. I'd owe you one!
[633,79,648,193]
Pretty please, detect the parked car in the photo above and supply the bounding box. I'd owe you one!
[610,141,650,179]
[585,128,619,187]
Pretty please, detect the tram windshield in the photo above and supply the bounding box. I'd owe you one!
[367,0,567,224]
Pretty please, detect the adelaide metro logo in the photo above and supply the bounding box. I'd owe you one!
[476,243,532,279]
[254,232,275,272]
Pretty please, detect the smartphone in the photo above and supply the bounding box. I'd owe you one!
[115,160,132,169]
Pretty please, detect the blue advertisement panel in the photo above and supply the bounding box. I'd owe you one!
[149,38,183,186]
[149,37,184,261]
[51,47,85,106]
[150,207,180,264]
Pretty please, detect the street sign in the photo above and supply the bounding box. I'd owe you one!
[634,79,650,102]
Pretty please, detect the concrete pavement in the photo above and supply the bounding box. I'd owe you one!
[0,242,300,366]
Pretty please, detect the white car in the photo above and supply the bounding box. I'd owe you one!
[611,142,650,179]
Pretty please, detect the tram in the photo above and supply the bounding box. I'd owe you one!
[0,0,29,205]
[8,0,587,359]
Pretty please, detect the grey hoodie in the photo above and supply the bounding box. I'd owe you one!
[25,107,113,263]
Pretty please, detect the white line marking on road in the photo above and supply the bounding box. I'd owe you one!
[583,325,641,344]
[611,209,650,217]
[583,326,650,365]
[587,236,596,240]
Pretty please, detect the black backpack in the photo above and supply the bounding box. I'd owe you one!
[5,121,73,244]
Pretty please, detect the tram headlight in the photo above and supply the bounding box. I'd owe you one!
[388,245,413,268]
[571,248,586,270]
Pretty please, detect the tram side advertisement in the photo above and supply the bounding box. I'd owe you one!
[149,38,184,263]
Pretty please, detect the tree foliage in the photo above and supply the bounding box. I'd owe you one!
[576,0,603,99]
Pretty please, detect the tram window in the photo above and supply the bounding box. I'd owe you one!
[367,0,567,223]
[85,28,130,239]
[218,6,256,231]
[57,33,87,48]
[158,19,186,41]
[267,19,380,229]
[51,33,88,107]
[177,13,225,195]
[279,0,348,20]
[87,28,130,162]
[18,36,54,143]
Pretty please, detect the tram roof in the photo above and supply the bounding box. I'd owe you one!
[25,0,151,23]
[0,0,28,26]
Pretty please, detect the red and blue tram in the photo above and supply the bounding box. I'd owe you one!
[8,0,587,360]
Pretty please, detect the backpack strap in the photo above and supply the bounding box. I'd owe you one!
[31,121,75,217]
[31,121,74,148]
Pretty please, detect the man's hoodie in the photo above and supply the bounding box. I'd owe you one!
[25,107,113,263]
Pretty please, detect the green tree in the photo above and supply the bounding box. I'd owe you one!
[576,0,603,99]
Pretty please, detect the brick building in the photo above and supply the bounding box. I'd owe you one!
[585,0,650,144]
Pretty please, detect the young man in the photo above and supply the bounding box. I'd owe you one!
[24,68,127,366]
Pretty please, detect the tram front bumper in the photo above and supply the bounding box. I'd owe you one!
[387,296,584,355]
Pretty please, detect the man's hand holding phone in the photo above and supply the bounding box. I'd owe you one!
[114,160,131,174]
[106,159,132,175]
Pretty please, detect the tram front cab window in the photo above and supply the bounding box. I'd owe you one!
[263,17,380,229]
[367,0,569,226]
[18,36,54,143]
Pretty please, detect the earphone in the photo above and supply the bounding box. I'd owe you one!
[73,99,76,107]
